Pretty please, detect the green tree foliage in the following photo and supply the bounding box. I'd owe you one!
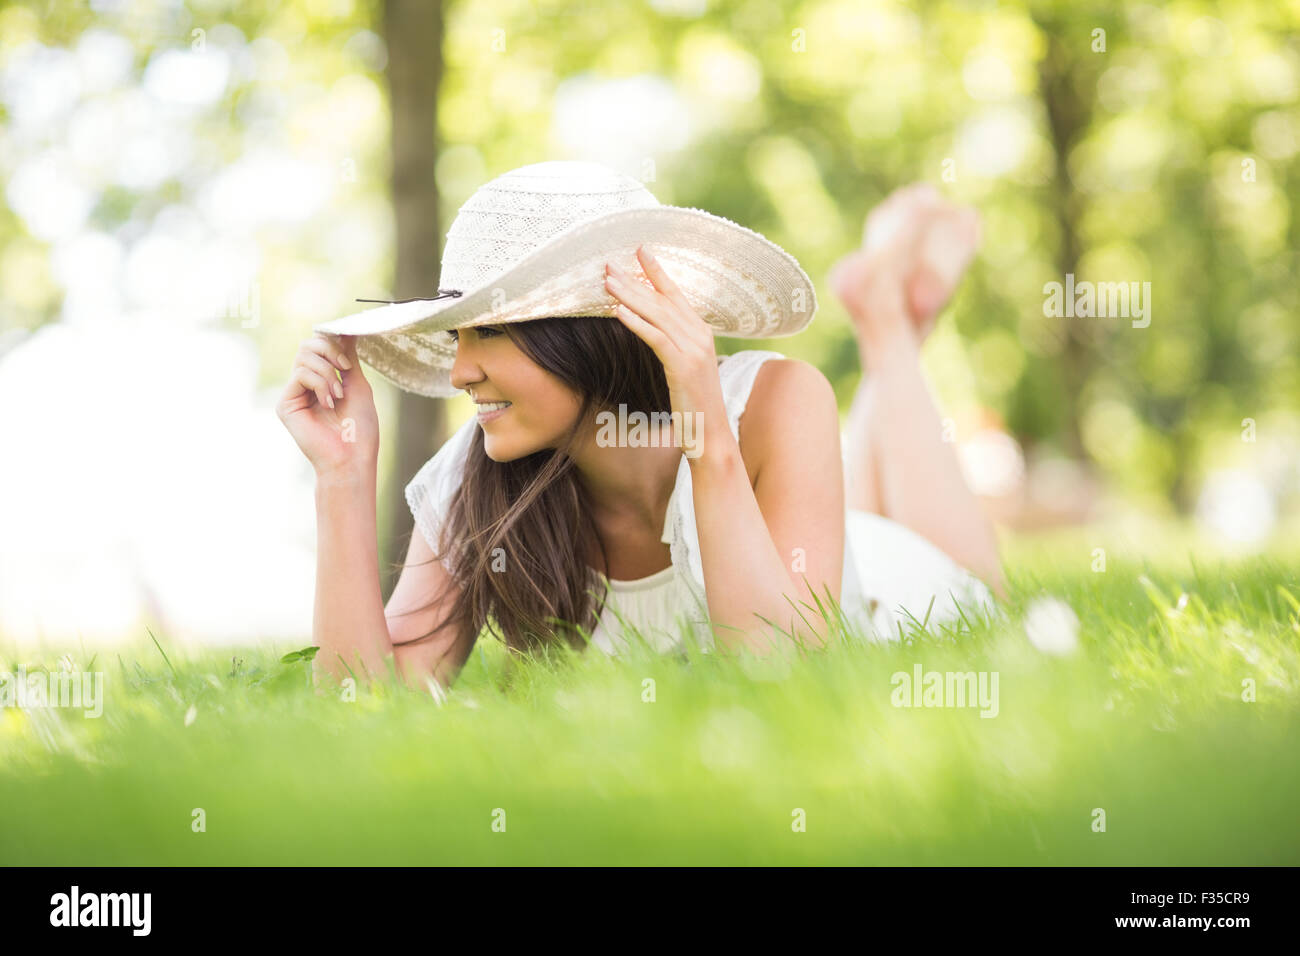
[2,0,1296,517]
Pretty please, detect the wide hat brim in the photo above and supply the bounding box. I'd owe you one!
[312,205,818,398]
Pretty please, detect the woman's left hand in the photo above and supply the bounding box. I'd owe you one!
[604,246,729,460]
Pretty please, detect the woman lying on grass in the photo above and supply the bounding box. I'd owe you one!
[277,161,1005,694]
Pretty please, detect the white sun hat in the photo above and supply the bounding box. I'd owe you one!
[312,159,818,397]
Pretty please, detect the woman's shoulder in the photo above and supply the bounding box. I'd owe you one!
[727,350,838,482]
[716,349,786,419]
[717,349,832,424]
[717,347,787,375]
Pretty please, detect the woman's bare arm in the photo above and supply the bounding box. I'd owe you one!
[312,465,470,694]
[312,466,393,686]
[688,357,846,655]
[384,524,475,693]
[280,331,469,695]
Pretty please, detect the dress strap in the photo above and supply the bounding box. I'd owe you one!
[717,349,787,443]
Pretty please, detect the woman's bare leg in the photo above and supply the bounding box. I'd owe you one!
[833,185,1007,598]
[843,370,884,515]
[845,335,1006,597]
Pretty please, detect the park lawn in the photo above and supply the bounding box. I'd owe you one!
[2,522,1298,865]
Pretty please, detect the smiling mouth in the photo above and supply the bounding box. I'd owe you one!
[476,401,512,420]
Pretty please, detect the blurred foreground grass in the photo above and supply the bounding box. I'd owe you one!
[2,521,1298,865]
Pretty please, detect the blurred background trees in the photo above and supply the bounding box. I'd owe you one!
[1,0,1296,637]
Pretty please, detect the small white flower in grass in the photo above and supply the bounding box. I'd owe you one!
[184,704,197,727]
[58,654,75,672]
[1023,596,1079,656]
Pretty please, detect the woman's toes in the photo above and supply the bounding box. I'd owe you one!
[906,182,942,205]
[829,250,863,296]
[830,249,912,346]
[862,197,908,253]
[863,181,935,248]
[907,269,952,327]
[925,207,980,281]
[906,205,981,330]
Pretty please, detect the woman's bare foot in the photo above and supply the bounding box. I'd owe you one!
[906,199,981,342]
[830,184,982,355]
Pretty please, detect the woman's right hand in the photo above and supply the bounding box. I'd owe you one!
[276,333,380,477]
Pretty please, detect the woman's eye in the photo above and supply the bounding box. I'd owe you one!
[447,326,502,343]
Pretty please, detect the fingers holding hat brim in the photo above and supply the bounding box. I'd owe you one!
[320,331,361,372]
[603,248,707,354]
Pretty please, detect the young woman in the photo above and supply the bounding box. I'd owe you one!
[278,179,1005,694]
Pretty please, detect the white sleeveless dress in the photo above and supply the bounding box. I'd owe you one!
[406,350,998,657]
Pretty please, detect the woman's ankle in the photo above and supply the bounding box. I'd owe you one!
[858,326,921,377]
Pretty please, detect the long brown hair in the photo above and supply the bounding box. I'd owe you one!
[392,314,672,675]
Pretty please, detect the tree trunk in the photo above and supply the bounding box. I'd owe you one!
[1035,23,1093,462]
[380,0,446,598]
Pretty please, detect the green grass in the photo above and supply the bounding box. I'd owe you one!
[2,529,1298,865]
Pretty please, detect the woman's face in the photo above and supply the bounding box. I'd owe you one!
[448,324,584,462]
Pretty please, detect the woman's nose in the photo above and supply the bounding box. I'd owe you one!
[448,338,482,391]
